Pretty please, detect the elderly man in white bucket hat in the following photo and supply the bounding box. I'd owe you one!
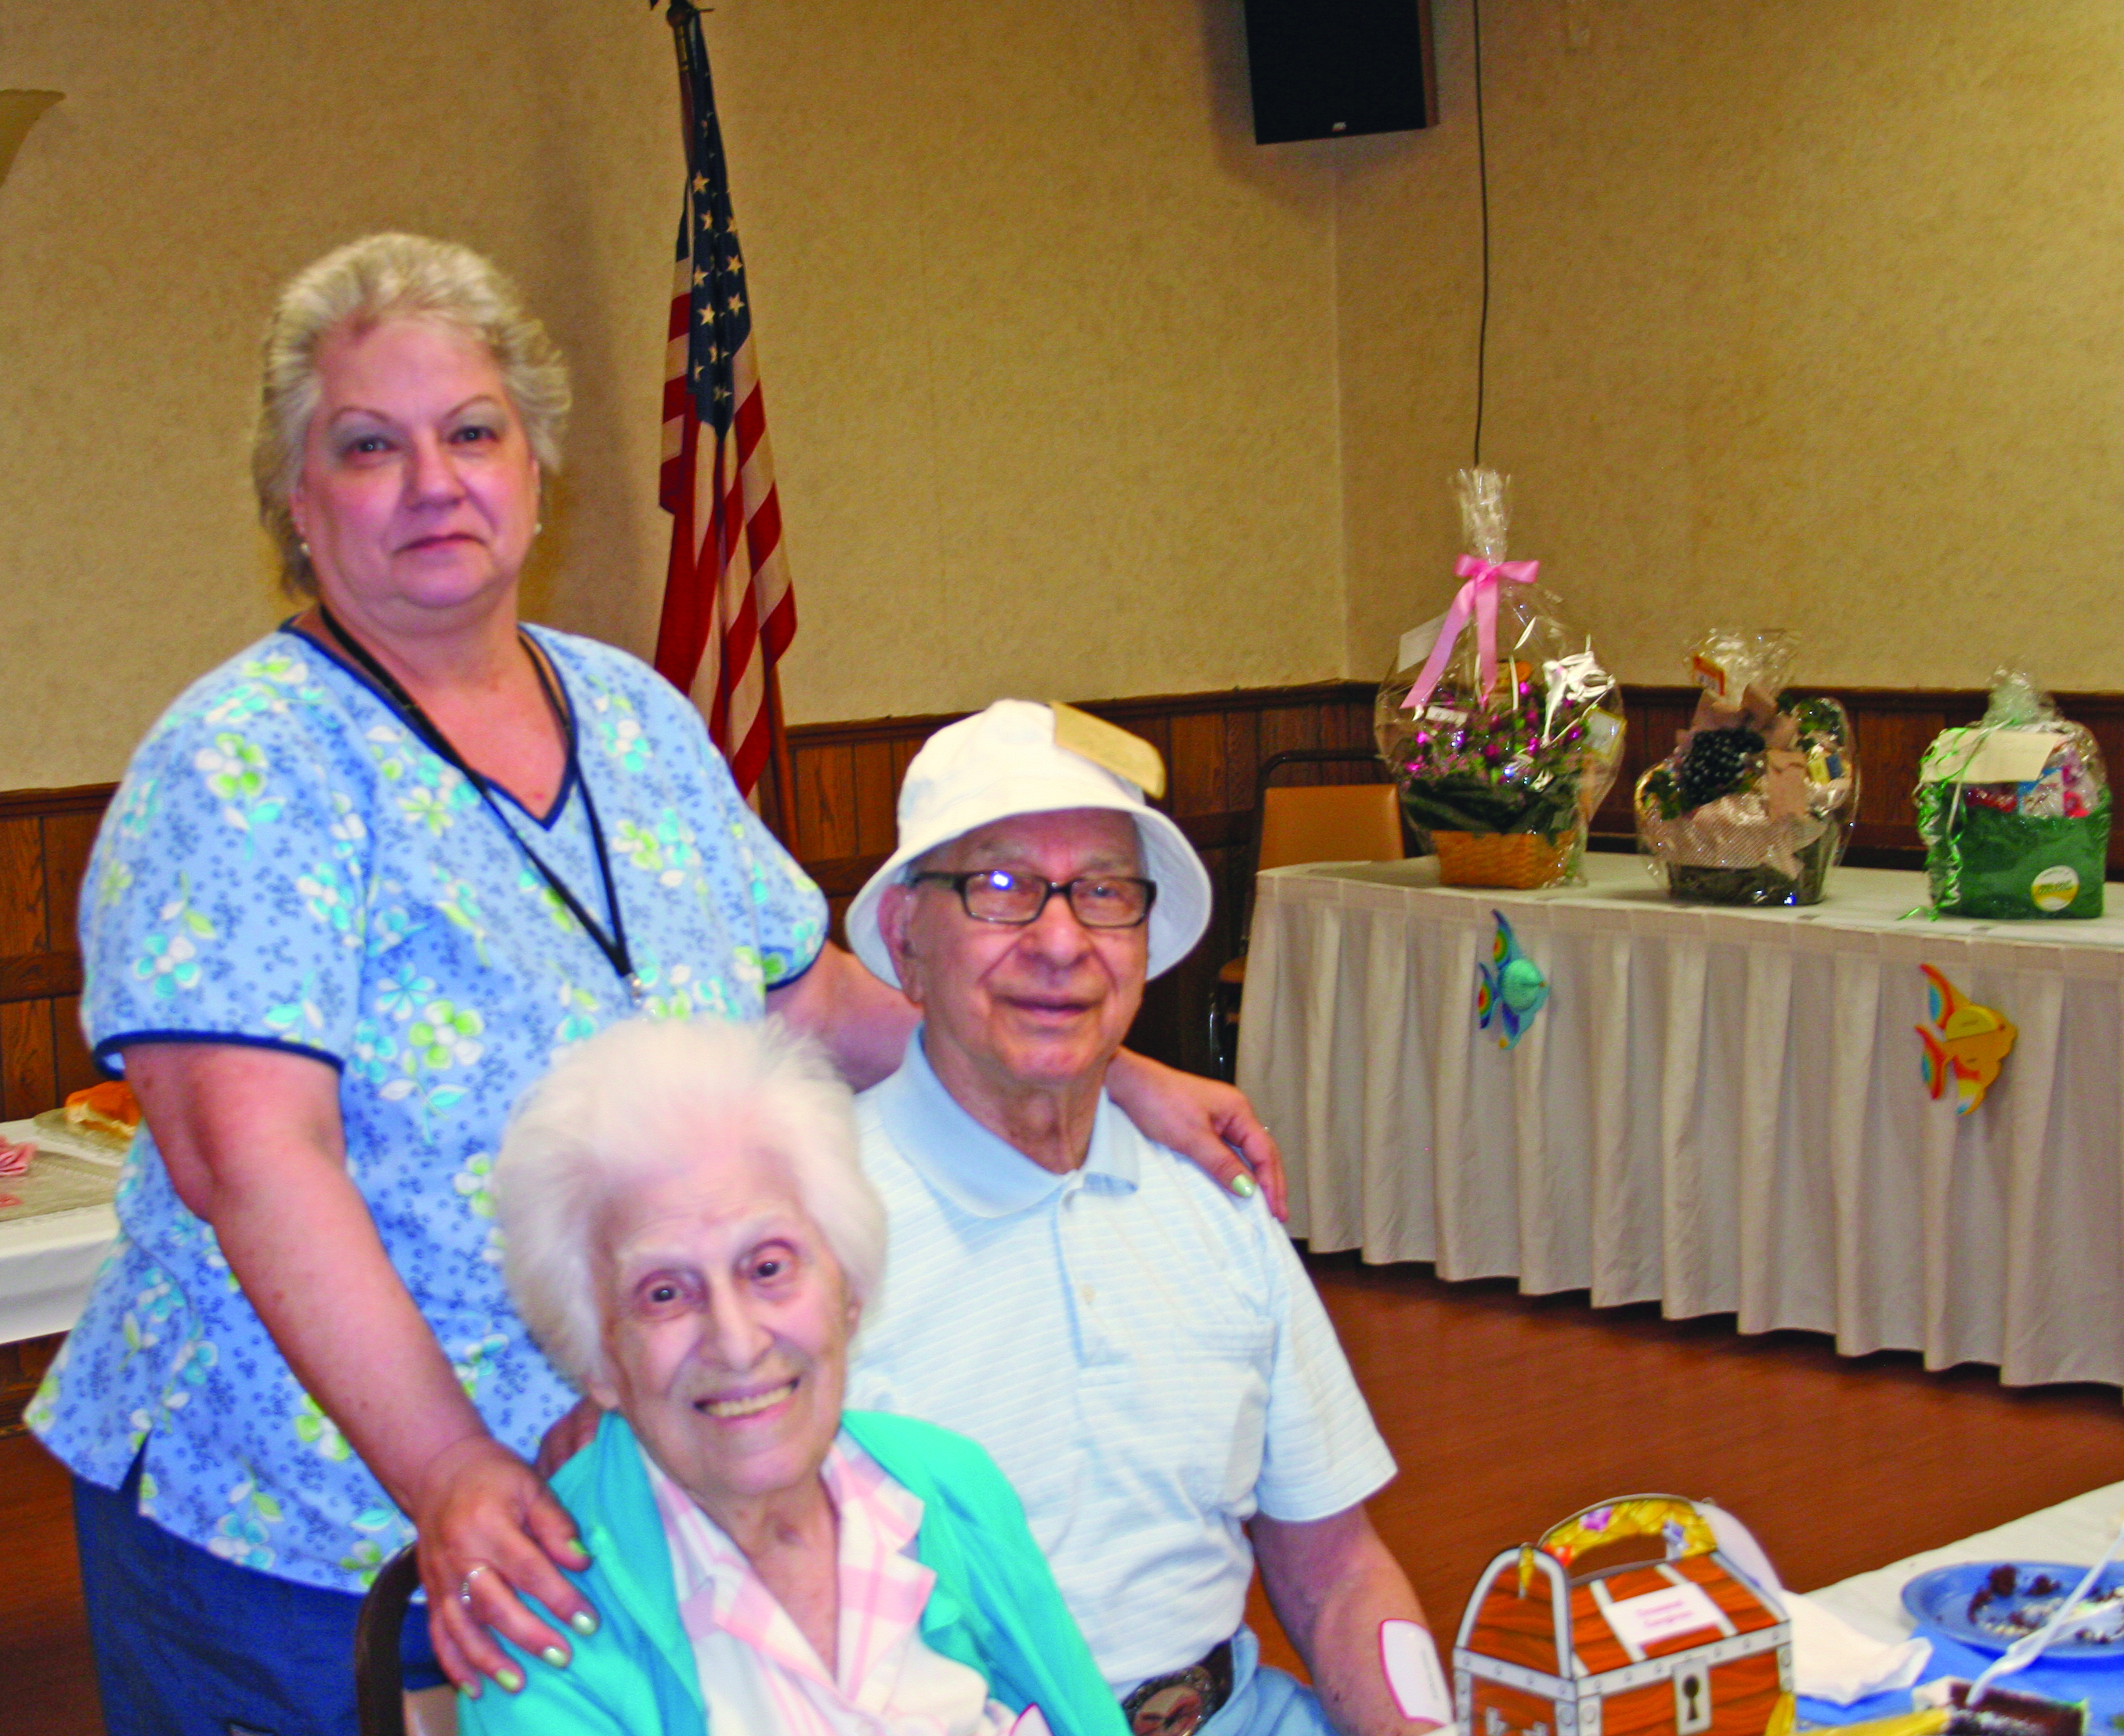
[844,700,1446,1736]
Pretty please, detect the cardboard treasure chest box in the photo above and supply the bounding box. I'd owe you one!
[1453,1496,1793,1736]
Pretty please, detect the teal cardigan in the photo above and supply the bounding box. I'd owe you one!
[459,1411,1127,1736]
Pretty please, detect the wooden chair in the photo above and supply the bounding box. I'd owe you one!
[356,1543,458,1736]
[1211,749,1403,1078]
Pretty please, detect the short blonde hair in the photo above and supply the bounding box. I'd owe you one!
[251,233,571,597]
[494,1016,887,1395]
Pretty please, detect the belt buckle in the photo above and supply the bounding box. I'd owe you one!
[1122,1666,1219,1736]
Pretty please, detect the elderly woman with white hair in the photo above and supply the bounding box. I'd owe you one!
[28,229,1277,1734]
[466,1014,1122,1736]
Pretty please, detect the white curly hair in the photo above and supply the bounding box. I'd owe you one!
[494,1016,886,1394]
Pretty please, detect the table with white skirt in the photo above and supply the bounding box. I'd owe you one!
[1236,852,2124,1389]
[0,1117,120,1344]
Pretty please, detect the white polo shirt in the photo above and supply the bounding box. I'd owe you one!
[846,1036,1396,1697]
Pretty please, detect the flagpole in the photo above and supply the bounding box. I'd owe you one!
[663,1,705,173]
[764,661,799,846]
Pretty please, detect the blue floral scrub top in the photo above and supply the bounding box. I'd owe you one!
[28,625,826,1593]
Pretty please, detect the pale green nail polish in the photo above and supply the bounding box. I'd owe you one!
[498,1667,525,1694]
[570,1609,599,1637]
[1230,1173,1258,1199]
[541,1645,569,1669]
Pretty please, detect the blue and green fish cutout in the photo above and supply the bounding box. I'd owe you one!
[1476,911,1548,1048]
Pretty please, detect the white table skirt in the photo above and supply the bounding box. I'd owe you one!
[1237,854,2124,1389]
[0,1117,118,1345]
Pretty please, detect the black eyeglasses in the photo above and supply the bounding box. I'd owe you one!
[909,869,1158,929]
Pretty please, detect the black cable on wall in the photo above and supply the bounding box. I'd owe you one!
[1471,0,1492,467]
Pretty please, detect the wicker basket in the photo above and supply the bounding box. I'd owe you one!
[1431,830,1571,890]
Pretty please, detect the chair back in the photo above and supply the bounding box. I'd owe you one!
[356,1543,424,1736]
[1257,781,1404,872]
[1209,745,1403,1078]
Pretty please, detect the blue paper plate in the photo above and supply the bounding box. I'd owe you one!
[1902,1561,2124,1662]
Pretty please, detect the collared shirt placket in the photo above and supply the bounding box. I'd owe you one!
[1053,1174,1127,1373]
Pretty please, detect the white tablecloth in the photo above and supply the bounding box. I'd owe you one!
[0,1117,118,1345]
[1237,854,2124,1388]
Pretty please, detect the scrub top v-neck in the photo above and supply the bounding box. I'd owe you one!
[33,622,826,1594]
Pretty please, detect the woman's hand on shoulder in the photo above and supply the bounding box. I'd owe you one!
[1105,1051,1287,1220]
[411,1434,599,1698]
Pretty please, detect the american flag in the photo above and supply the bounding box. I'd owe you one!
[653,0,794,803]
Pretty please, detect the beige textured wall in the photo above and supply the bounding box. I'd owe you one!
[1340,2,2124,695]
[19,2,2105,793]
[0,0,1346,789]
[0,2,677,789]
[703,1,1345,727]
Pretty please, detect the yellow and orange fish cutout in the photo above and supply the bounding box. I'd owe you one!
[1916,965,2016,1116]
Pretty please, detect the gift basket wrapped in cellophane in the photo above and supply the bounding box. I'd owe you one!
[1374,469,1626,890]
[1916,670,2110,919]
[1635,629,1856,906]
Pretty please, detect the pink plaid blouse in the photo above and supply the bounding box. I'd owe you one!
[647,1436,1051,1736]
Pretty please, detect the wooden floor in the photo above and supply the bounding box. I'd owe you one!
[7,1257,2124,1732]
[0,1422,98,1733]
[1247,1257,2124,1680]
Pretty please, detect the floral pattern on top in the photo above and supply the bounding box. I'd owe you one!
[30,626,827,1593]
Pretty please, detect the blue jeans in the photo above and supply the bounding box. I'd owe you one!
[72,1450,439,1736]
[1200,1629,1339,1736]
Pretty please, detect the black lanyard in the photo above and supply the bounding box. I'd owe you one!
[315,606,643,1005]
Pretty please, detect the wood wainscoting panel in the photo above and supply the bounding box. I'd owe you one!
[1594,688,2124,874]
[0,1332,60,1435]
[5,684,2123,1097]
[0,818,45,956]
[1590,688,1697,846]
[0,788,111,1119]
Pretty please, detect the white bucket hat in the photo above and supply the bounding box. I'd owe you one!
[846,699,1212,989]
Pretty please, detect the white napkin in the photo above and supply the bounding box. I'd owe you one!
[1785,1590,1932,1705]
[1693,1504,1930,1704]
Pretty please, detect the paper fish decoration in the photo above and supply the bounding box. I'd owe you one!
[1917,965,2017,1116]
[1476,911,1548,1048]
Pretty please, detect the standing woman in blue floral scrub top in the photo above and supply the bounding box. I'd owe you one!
[29,233,1284,1736]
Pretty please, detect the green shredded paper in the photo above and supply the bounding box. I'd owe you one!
[1917,787,2110,919]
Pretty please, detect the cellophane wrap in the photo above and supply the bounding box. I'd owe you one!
[1634,629,1856,906]
[1374,469,1626,886]
[1916,670,2110,919]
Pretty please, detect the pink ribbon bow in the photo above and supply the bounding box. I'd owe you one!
[1403,555,1541,711]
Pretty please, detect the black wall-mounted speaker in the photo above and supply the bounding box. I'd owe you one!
[1241,0,1439,145]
